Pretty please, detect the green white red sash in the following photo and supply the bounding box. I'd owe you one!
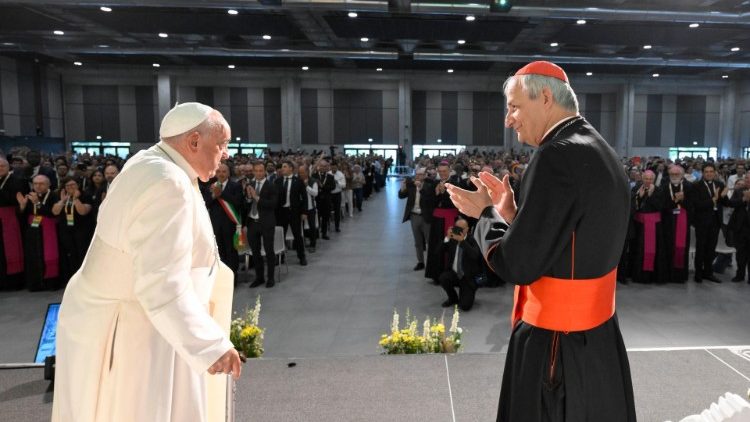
[217,197,248,252]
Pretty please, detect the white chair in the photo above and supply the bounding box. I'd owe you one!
[716,229,736,254]
[285,226,294,249]
[273,226,288,278]
[688,226,736,272]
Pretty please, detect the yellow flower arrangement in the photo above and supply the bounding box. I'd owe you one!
[230,295,264,359]
[379,307,463,355]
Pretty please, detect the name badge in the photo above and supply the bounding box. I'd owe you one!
[31,215,43,228]
[66,213,75,226]
[673,209,681,215]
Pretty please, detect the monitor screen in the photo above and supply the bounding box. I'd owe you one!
[35,303,61,363]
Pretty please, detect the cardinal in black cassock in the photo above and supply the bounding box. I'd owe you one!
[447,61,636,422]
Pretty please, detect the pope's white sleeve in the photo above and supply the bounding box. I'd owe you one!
[128,178,233,374]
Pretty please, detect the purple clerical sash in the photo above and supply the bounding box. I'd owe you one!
[635,212,661,271]
[673,208,688,269]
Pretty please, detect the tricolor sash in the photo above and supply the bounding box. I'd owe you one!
[217,198,249,253]
[0,206,23,275]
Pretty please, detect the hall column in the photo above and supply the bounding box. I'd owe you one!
[718,80,740,158]
[399,78,412,163]
[157,74,173,121]
[615,82,635,158]
[281,77,301,151]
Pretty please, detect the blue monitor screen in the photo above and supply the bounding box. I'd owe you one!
[35,303,60,363]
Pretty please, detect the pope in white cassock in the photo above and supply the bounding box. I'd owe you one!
[52,102,243,422]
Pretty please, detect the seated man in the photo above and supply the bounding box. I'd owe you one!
[438,218,482,311]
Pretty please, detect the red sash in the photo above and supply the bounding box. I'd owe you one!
[672,208,688,269]
[28,214,59,279]
[433,208,459,236]
[634,212,661,271]
[512,269,617,332]
[507,232,616,332]
[0,206,23,275]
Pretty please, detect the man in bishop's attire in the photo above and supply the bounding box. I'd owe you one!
[447,61,636,422]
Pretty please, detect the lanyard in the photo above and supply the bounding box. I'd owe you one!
[65,199,75,216]
[0,171,11,190]
[703,180,715,198]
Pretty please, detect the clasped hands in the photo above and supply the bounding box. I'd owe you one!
[446,172,517,222]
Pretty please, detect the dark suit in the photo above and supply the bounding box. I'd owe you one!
[245,178,278,283]
[398,178,435,265]
[203,179,244,281]
[438,235,482,311]
[690,179,727,279]
[275,175,307,260]
[398,178,435,223]
[313,172,336,237]
[727,188,750,280]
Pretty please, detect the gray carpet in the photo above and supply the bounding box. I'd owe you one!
[3,348,749,422]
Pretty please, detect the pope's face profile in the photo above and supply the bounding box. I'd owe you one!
[195,121,230,182]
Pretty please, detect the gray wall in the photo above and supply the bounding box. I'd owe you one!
[411,90,504,146]
[739,82,750,154]
[0,56,63,138]
[300,88,398,145]
[2,57,749,158]
[64,84,158,142]
[177,86,282,143]
[578,93,617,145]
[632,94,721,148]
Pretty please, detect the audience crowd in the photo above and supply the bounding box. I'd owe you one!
[401,150,750,312]
[2,145,748,311]
[0,146,389,291]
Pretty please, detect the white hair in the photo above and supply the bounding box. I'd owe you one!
[503,74,579,113]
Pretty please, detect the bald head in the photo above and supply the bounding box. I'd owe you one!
[32,174,50,193]
[104,165,119,183]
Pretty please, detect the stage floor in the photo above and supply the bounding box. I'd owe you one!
[2,347,749,422]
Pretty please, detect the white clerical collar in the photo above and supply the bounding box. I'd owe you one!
[542,115,579,142]
[155,141,199,182]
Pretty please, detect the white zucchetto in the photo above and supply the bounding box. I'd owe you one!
[159,102,213,138]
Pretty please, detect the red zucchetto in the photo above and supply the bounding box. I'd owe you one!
[514,61,569,83]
